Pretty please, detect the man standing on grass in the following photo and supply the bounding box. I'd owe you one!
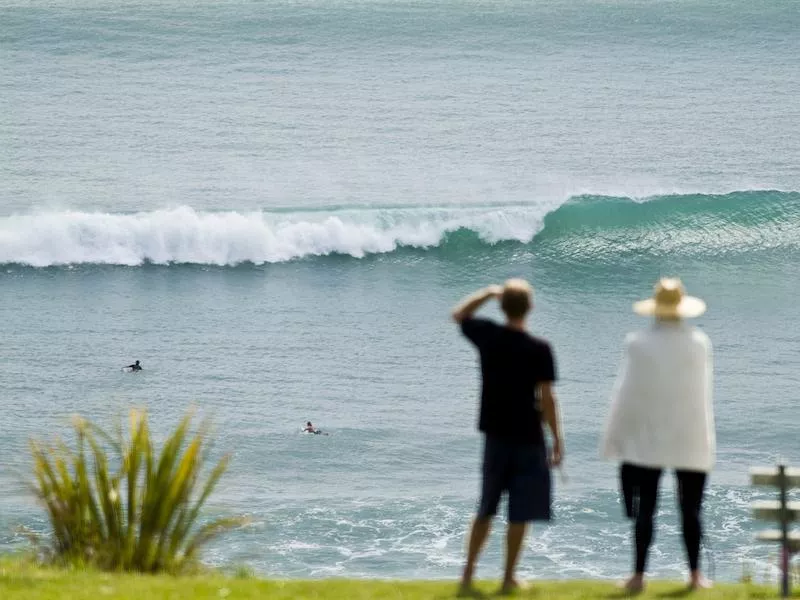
[452,279,564,596]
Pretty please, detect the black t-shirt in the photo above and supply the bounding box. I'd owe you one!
[461,317,557,445]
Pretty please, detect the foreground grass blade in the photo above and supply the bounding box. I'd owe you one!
[29,410,240,573]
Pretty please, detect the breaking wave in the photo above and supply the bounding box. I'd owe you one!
[1,190,797,267]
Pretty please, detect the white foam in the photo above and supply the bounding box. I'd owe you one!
[0,205,547,266]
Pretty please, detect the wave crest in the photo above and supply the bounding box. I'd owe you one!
[1,191,797,267]
[0,205,546,267]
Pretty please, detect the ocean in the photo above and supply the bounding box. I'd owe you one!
[1,0,799,583]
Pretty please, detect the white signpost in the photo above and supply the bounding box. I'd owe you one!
[751,465,800,597]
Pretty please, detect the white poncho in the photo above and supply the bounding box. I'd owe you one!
[601,321,715,472]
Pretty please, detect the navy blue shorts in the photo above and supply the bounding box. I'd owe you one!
[477,435,551,523]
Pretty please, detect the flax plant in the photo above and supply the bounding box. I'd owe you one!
[29,410,244,572]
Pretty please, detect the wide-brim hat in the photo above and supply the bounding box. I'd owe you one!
[633,278,706,318]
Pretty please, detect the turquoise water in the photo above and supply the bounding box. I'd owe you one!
[2,0,799,582]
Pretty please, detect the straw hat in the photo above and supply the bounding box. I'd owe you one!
[633,278,706,318]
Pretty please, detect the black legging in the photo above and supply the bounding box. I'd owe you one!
[620,463,707,574]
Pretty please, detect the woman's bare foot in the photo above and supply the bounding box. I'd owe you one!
[689,572,713,590]
[618,574,645,595]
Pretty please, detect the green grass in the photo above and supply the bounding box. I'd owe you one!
[0,557,796,600]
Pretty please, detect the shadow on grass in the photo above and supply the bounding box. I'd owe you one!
[601,585,695,599]
[653,587,693,599]
[603,591,632,599]
[434,585,538,599]
[438,586,489,599]
[436,585,556,599]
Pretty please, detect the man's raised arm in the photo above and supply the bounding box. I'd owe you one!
[451,285,502,323]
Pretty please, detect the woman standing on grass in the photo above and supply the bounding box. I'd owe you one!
[602,278,715,594]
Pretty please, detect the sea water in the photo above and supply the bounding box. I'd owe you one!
[1,0,798,582]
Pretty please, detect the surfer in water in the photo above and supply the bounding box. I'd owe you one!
[125,360,142,372]
[303,421,329,435]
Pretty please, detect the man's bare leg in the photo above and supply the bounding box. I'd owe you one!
[458,517,492,595]
[499,522,528,594]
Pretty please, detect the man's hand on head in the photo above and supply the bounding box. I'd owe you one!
[451,285,503,323]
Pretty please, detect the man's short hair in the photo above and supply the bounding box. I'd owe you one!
[500,278,533,319]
